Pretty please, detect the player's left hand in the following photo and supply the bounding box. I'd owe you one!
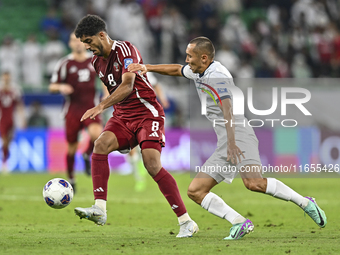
[127,63,147,75]
[81,105,103,122]
[227,143,245,165]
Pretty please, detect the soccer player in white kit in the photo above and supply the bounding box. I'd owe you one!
[128,37,327,240]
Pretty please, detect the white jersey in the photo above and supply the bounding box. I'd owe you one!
[182,61,261,184]
[182,61,246,132]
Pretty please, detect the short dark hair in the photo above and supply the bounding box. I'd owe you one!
[74,14,107,38]
[189,36,215,60]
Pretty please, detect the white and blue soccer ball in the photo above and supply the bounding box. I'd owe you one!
[43,178,74,209]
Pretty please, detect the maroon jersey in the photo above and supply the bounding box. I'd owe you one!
[91,40,164,119]
[0,89,20,125]
[51,54,98,116]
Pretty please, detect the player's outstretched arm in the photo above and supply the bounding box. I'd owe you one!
[128,63,183,77]
[81,72,135,121]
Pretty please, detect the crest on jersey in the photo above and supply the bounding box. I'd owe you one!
[124,58,133,69]
[114,62,120,72]
[69,66,77,73]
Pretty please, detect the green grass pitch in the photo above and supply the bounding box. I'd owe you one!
[0,172,339,255]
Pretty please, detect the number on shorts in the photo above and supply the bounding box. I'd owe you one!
[151,121,159,132]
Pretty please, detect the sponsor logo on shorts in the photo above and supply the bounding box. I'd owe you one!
[149,131,159,137]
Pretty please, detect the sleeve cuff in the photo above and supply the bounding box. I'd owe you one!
[181,65,189,79]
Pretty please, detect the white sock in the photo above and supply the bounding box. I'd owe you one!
[178,212,192,224]
[95,199,107,213]
[266,178,309,208]
[201,192,246,225]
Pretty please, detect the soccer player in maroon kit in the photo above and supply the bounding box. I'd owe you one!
[73,15,198,237]
[49,33,105,191]
[0,72,25,173]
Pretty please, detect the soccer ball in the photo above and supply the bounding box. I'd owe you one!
[43,178,74,209]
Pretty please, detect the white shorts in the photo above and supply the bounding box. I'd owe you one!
[201,124,261,184]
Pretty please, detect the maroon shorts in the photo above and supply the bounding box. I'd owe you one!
[103,115,165,151]
[65,112,101,143]
[0,121,13,137]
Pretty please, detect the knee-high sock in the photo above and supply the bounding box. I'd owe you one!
[201,192,246,225]
[92,153,110,201]
[266,178,309,208]
[66,154,75,181]
[153,168,187,217]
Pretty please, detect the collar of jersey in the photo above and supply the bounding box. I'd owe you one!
[111,40,117,51]
[199,61,215,78]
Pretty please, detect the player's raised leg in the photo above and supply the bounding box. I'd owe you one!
[141,142,198,238]
[188,172,254,240]
[240,164,327,228]
[74,131,119,225]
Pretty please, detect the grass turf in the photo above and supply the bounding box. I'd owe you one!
[0,172,339,255]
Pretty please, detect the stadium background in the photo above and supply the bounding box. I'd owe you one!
[0,0,339,174]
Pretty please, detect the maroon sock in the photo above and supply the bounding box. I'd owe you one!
[3,147,9,161]
[153,168,187,217]
[66,154,75,180]
[92,153,110,200]
[85,140,94,156]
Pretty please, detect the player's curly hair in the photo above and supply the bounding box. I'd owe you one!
[74,14,107,38]
[189,36,215,60]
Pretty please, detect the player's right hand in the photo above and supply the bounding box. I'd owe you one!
[128,63,148,75]
[226,143,245,165]
[81,105,103,122]
[59,84,74,95]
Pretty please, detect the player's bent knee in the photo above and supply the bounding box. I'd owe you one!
[243,178,266,193]
[143,157,161,177]
[187,186,203,204]
[94,137,114,154]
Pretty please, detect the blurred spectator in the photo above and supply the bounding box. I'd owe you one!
[41,7,63,37]
[91,0,109,17]
[0,35,21,85]
[2,0,340,97]
[215,43,240,76]
[140,0,166,57]
[42,30,66,80]
[274,55,290,78]
[218,0,242,14]
[235,55,255,78]
[220,14,251,54]
[291,53,312,78]
[21,34,43,89]
[160,5,187,63]
[107,0,153,62]
[59,10,77,45]
[331,23,340,76]
[27,101,49,128]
